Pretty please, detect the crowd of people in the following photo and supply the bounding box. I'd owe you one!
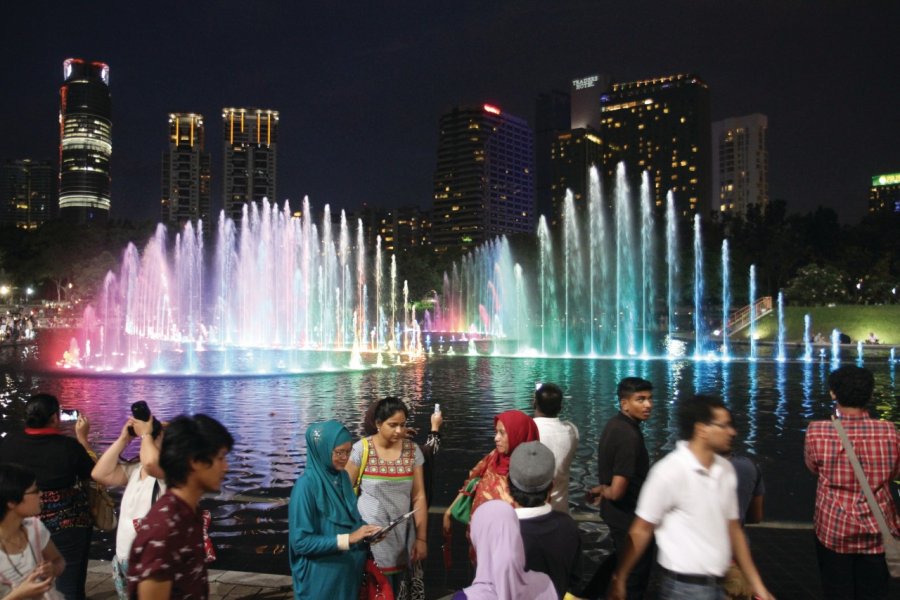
[0,315,36,345]
[0,364,896,600]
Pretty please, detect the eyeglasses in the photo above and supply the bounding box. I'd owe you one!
[707,421,735,430]
[332,449,351,458]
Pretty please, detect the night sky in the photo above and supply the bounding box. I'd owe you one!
[2,0,898,224]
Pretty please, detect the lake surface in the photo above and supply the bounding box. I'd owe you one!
[1,335,897,572]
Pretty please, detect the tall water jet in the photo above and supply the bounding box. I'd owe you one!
[615,164,637,356]
[721,239,730,360]
[693,214,704,359]
[536,216,557,356]
[563,192,584,356]
[665,192,678,349]
[803,314,813,362]
[639,171,655,357]
[776,292,786,362]
[857,340,864,363]
[749,265,757,361]
[831,329,841,363]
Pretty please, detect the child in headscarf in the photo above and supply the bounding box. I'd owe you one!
[452,500,556,600]
[288,420,381,600]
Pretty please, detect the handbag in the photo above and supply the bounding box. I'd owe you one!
[448,477,480,525]
[832,417,900,578]
[354,437,370,496]
[87,480,118,531]
[359,552,394,600]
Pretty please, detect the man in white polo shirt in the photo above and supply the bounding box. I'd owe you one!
[532,382,579,513]
[609,394,774,600]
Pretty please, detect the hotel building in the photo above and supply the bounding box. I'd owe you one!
[223,108,278,222]
[712,114,769,215]
[869,173,900,214]
[162,113,211,225]
[0,159,57,229]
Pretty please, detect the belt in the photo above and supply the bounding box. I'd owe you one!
[661,567,725,586]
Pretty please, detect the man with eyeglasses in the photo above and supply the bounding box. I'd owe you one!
[610,394,774,600]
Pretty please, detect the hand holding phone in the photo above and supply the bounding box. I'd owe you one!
[59,409,79,422]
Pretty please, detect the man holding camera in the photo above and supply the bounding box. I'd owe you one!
[92,404,165,599]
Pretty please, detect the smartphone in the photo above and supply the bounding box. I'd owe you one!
[535,381,542,391]
[129,401,162,437]
[60,409,79,422]
[434,403,441,414]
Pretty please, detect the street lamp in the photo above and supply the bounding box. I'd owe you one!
[0,285,9,305]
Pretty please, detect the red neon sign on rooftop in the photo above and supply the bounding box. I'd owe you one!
[483,104,501,115]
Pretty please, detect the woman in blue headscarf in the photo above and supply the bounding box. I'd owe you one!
[289,420,382,600]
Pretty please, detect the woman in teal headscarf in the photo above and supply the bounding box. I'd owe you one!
[289,420,382,600]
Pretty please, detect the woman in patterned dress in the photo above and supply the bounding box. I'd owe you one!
[347,397,428,595]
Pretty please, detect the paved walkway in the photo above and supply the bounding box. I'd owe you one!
[86,515,900,599]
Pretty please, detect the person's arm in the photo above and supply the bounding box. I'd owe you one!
[589,475,629,503]
[133,417,164,480]
[3,570,53,600]
[345,440,363,491]
[74,414,93,455]
[41,538,65,578]
[729,519,775,600]
[746,494,764,525]
[92,420,133,487]
[609,517,655,600]
[136,577,173,600]
[288,479,379,558]
[410,464,428,561]
[803,427,819,474]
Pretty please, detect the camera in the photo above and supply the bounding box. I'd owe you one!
[59,409,79,422]
[128,401,162,438]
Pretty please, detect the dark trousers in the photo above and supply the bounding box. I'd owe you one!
[609,523,655,600]
[51,526,92,600]
[815,538,889,600]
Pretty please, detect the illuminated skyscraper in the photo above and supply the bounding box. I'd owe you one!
[712,114,768,215]
[1,159,57,229]
[58,58,111,223]
[570,73,611,130]
[549,128,603,225]
[162,113,211,225]
[223,108,278,221]
[599,74,711,217]
[432,104,534,253]
[869,173,900,214]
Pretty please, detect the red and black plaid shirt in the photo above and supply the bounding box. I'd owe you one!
[804,414,900,554]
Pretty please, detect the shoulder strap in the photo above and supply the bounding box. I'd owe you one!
[831,418,896,541]
[151,479,161,505]
[354,437,369,495]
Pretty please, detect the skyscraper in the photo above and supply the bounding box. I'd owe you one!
[1,159,57,229]
[549,128,603,225]
[161,113,211,225]
[570,73,611,130]
[599,74,711,217]
[223,107,278,221]
[869,173,900,214]
[432,104,534,253]
[535,90,571,219]
[58,58,112,223]
[712,114,769,215]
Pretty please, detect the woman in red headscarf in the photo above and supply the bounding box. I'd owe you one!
[442,410,540,534]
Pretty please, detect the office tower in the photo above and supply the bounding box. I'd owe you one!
[712,114,769,215]
[58,58,112,223]
[1,159,57,229]
[570,73,611,130]
[161,113,211,225]
[432,104,534,253]
[535,90,571,219]
[869,173,900,214]
[549,128,603,225]
[599,73,711,217]
[222,108,278,221]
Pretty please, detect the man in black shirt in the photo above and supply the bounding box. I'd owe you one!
[588,377,654,599]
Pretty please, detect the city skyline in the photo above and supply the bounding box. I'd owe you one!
[1,1,898,224]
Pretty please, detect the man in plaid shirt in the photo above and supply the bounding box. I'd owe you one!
[805,365,900,600]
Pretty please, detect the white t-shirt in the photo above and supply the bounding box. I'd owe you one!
[115,462,166,560]
[0,517,61,600]
[636,441,739,577]
[533,417,579,513]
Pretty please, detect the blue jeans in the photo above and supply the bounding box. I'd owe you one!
[659,572,725,600]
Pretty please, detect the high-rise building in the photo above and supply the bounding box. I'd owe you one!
[161,113,211,226]
[549,128,603,225]
[599,73,711,217]
[58,58,112,223]
[712,114,768,215]
[869,173,900,214]
[1,159,57,229]
[432,104,534,253]
[222,108,278,221]
[570,73,611,130]
[535,90,571,220]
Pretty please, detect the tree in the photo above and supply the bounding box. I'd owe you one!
[785,263,848,305]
